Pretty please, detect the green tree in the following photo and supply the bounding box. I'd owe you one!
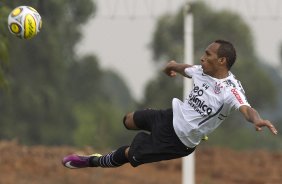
[0,0,96,144]
[0,0,135,148]
[0,4,10,88]
[67,56,135,148]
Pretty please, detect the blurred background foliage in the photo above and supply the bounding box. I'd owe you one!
[0,0,135,149]
[0,0,281,150]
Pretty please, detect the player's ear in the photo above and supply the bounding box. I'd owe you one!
[218,57,227,66]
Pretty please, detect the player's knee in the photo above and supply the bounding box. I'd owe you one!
[123,113,133,129]
[123,112,138,130]
[123,114,129,129]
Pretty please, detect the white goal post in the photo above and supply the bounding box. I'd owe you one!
[182,1,195,184]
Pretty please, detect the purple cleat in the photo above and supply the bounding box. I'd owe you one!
[62,153,102,169]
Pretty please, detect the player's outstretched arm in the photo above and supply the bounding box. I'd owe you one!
[239,105,278,135]
[163,60,192,77]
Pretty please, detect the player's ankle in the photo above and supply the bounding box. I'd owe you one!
[89,156,100,167]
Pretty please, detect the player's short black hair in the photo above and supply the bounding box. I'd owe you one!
[214,40,236,70]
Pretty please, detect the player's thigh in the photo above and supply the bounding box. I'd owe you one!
[127,131,196,167]
[123,109,157,131]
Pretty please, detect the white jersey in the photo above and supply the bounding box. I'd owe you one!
[172,65,250,148]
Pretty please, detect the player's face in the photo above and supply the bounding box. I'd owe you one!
[200,42,221,76]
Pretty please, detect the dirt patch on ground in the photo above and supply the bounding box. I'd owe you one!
[0,140,281,184]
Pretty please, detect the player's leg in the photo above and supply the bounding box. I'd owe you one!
[62,145,130,169]
[123,112,140,130]
[62,111,140,169]
[123,109,157,132]
[63,109,163,169]
[126,109,196,167]
[89,146,130,167]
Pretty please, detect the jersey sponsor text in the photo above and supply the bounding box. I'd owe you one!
[231,88,244,104]
[187,85,213,116]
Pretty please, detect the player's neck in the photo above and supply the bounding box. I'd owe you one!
[211,70,229,79]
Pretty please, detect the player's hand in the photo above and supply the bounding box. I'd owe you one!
[239,106,278,135]
[254,120,278,135]
[163,60,177,77]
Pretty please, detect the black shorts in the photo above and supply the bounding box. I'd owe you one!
[127,108,195,167]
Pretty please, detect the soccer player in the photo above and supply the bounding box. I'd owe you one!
[62,40,278,169]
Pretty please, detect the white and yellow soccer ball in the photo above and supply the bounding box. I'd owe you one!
[8,6,42,39]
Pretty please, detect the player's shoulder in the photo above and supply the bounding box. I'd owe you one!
[222,72,245,92]
[222,73,250,106]
[185,65,203,77]
[187,65,202,71]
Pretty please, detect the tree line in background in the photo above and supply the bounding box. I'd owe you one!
[0,1,281,150]
[0,0,135,149]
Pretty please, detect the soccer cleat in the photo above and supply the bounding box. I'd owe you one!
[62,153,102,169]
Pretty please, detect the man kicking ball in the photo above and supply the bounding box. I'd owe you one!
[62,40,278,169]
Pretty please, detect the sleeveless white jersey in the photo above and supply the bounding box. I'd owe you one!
[172,65,250,148]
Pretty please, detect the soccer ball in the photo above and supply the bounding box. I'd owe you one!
[8,6,42,39]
